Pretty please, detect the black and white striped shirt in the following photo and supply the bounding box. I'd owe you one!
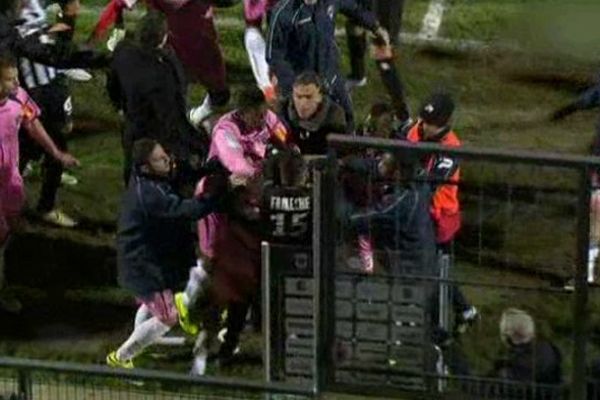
[17,0,58,89]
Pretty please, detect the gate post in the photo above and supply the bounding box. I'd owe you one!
[571,167,592,400]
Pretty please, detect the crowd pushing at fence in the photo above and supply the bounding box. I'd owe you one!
[2,0,600,395]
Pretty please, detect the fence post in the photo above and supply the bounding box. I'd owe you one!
[17,368,32,400]
[571,168,591,400]
[312,157,336,398]
[262,242,273,400]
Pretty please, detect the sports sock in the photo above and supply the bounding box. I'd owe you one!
[116,317,171,361]
[589,246,599,283]
[134,304,151,328]
[244,27,271,91]
[182,260,208,308]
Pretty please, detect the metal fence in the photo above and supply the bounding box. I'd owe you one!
[0,357,314,400]
[4,136,600,400]
[309,134,600,400]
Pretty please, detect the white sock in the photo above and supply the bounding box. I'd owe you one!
[116,317,172,361]
[189,95,213,126]
[589,246,599,283]
[244,27,271,91]
[182,260,208,308]
[190,330,208,376]
[134,304,152,328]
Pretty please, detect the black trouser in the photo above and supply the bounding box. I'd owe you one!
[219,301,251,357]
[19,78,72,213]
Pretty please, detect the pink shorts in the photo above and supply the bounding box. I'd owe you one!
[0,169,25,242]
[243,0,269,26]
[137,289,178,326]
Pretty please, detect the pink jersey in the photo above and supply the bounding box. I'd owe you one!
[0,87,41,240]
[196,109,287,258]
[244,0,278,26]
[0,87,40,173]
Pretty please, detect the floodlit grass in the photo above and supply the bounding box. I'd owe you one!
[10,1,600,398]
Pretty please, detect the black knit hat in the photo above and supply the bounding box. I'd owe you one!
[419,92,455,127]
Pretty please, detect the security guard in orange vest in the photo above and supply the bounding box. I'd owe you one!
[406,93,461,245]
[406,92,478,330]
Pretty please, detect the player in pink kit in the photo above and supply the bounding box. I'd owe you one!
[192,87,288,366]
[0,53,79,313]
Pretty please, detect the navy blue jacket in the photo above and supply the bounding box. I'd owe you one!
[267,0,378,95]
[349,181,437,276]
[116,173,219,298]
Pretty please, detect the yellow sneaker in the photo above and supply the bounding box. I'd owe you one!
[106,351,134,369]
[174,292,199,336]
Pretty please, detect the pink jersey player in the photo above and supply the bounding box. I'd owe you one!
[196,107,286,259]
[0,87,40,241]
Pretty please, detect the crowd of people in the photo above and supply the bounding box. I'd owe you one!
[0,0,597,393]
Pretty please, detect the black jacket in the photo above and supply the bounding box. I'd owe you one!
[278,95,348,154]
[267,0,378,96]
[348,169,437,276]
[107,41,207,162]
[0,13,107,68]
[116,173,219,298]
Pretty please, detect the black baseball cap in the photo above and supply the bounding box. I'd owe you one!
[419,92,455,127]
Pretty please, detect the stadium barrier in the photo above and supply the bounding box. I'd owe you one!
[0,357,315,400]
[306,134,600,399]
[3,135,600,399]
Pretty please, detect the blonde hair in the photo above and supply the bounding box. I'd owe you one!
[499,308,535,345]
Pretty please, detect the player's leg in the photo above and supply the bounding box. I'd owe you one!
[346,19,368,88]
[216,301,250,366]
[243,0,274,98]
[373,0,405,45]
[0,172,26,313]
[37,83,77,228]
[589,188,600,283]
[188,15,231,127]
[107,290,178,368]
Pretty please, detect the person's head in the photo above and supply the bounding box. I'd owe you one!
[366,103,395,138]
[377,152,417,181]
[418,92,455,139]
[135,10,168,49]
[499,308,535,346]
[236,86,268,131]
[292,71,324,121]
[132,139,172,178]
[279,151,308,187]
[0,53,19,101]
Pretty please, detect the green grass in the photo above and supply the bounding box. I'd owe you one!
[11,1,600,398]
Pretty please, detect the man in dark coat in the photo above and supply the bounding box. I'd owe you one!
[108,138,227,369]
[267,0,389,129]
[106,10,208,186]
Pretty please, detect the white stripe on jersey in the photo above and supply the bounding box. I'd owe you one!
[18,0,57,89]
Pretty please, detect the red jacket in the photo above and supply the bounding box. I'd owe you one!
[406,123,461,243]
